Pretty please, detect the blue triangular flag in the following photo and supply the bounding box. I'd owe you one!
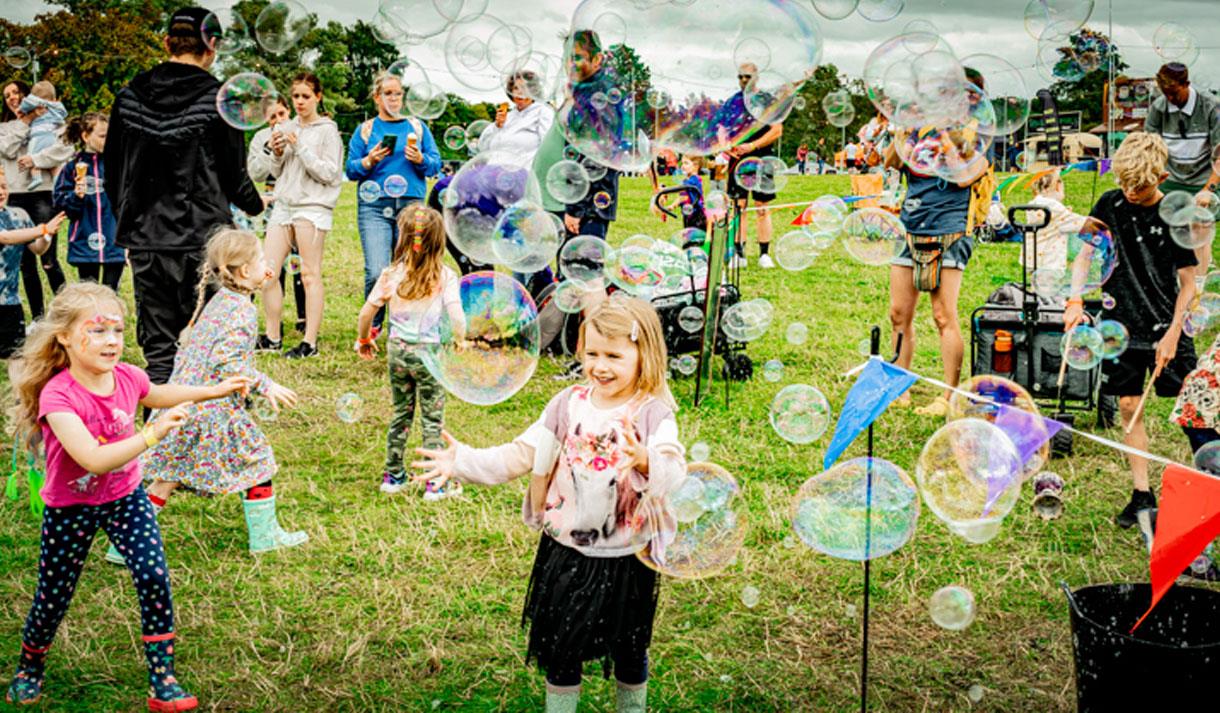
[823,359,918,470]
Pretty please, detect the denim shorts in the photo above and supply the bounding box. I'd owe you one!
[891,234,974,271]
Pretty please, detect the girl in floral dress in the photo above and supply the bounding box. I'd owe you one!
[1172,333,1220,453]
[107,229,305,563]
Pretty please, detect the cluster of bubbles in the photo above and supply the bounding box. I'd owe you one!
[385,58,449,121]
[441,151,552,273]
[734,157,789,195]
[822,90,856,129]
[1182,270,1220,338]
[1161,190,1218,253]
[792,457,920,561]
[1030,218,1116,301]
[811,0,905,23]
[418,271,540,405]
[637,462,746,579]
[769,384,831,445]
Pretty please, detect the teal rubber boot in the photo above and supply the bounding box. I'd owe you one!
[242,496,308,554]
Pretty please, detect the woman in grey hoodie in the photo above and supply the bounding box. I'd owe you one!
[259,72,344,359]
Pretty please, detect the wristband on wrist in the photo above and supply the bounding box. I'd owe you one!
[1066,297,1084,306]
[39,223,49,237]
[357,336,374,346]
[141,423,159,449]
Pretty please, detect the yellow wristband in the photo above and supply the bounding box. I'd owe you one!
[1066,297,1084,307]
[141,424,159,449]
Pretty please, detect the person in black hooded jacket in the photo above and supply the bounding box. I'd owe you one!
[103,6,264,385]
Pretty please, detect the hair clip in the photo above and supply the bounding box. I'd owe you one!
[412,207,425,252]
[630,320,639,342]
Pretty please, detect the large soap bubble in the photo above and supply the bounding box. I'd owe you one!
[560,0,823,171]
[897,121,993,184]
[492,201,562,272]
[606,236,664,297]
[960,53,1031,136]
[442,151,541,266]
[202,8,252,55]
[792,457,920,561]
[865,34,967,129]
[1061,218,1116,299]
[1023,0,1095,41]
[948,375,1048,475]
[419,272,540,405]
[560,235,614,285]
[929,585,976,630]
[1062,324,1104,370]
[774,230,818,271]
[446,15,533,94]
[1170,207,1216,251]
[721,298,773,342]
[545,160,592,205]
[637,462,747,579]
[216,73,280,131]
[254,0,312,54]
[842,208,905,265]
[378,0,452,45]
[769,384,831,444]
[1153,22,1198,63]
[1098,320,1130,360]
[856,0,904,23]
[915,419,1022,528]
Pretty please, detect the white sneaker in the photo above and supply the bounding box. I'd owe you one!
[423,480,463,502]
[758,254,775,269]
[730,256,746,270]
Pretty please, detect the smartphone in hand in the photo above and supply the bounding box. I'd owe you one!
[379,134,398,152]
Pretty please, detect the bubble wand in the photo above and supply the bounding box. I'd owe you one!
[1125,363,1163,435]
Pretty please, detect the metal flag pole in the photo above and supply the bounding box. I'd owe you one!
[860,324,880,712]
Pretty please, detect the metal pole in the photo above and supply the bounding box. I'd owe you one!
[860,324,881,713]
[1106,0,1114,158]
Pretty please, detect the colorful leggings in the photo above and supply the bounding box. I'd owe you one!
[21,487,174,649]
[385,341,446,475]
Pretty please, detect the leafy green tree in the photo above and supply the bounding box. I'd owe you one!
[1047,29,1128,129]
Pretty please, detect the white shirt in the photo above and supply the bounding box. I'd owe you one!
[478,102,555,166]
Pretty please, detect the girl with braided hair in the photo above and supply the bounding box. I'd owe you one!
[106,229,306,563]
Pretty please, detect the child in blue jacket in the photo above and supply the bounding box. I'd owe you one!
[52,113,124,291]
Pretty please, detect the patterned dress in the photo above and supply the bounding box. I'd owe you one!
[1173,333,1220,429]
[141,288,276,493]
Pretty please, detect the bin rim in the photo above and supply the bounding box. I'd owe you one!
[1062,581,1220,652]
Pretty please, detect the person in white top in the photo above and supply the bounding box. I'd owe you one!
[260,73,344,359]
[1022,172,1085,280]
[478,71,555,164]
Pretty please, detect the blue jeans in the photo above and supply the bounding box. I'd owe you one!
[358,196,422,328]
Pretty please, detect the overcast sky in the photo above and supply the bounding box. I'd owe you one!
[4,0,1219,104]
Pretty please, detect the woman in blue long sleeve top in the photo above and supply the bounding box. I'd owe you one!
[345,71,442,333]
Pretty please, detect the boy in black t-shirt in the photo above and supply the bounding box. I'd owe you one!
[1064,132,1198,527]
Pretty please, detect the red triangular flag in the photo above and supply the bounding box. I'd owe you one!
[791,204,815,227]
[1131,464,1220,632]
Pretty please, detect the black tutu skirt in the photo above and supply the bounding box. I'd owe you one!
[523,534,660,679]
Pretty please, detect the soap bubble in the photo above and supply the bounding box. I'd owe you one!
[1170,207,1216,251]
[1184,304,1211,337]
[382,174,408,199]
[915,419,1022,527]
[740,585,761,608]
[1160,190,1195,225]
[335,392,364,423]
[492,201,562,273]
[690,441,711,462]
[841,208,905,266]
[378,0,452,45]
[406,81,449,120]
[678,306,704,333]
[251,397,278,422]
[637,462,746,579]
[948,374,1048,474]
[948,518,1003,544]
[792,457,920,560]
[559,235,614,285]
[967,684,985,704]
[1101,292,1116,310]
[864,34,964,128]
[1153,22,1197,63]
[1060,218,1116,299]
[674,354,698,376]
[721,299,773,342]
[592,191,612,210]
[763,359,784,382]
[3,47,31,69]
[803,195,849,233]
[283,254,302,276]
[670,475,707,523]
[774,230,818,271]
[216,73,280,131]
[769,384,831,444]
[202,8,252,56]
[1194,441,1220,475]
[1024,0,1095,41]
[382,207,396,219]
[254,1,312,54]
[465,120,492,152]
[1062,324,1104,370]
[552,280,588,314]
[605,236,663,297]
[787,322,809,345]
[1097,320,1129,360]
[856,0,904,23]
[928,585,976,630]
[897,122,993,185]
[358,181,382,203]
[826,103,856,128]
[545,160,591,205]
[960,53,1031,136]
[444,15,533,93]
[812,0,859,20]
[86,233,105,251]
[733,157,766,191]
[443,125,467,151]
[443,151,541,266]
[419,272,540,405]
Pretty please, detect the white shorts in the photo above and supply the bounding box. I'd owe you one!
[270,205,333,232]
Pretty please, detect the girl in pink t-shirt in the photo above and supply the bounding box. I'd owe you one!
[5,282,249,711]
[413,297,685,713]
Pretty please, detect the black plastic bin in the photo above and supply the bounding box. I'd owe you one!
[1064,583,1220,710]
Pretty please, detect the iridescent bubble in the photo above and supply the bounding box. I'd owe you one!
[864,34,963,128]
[1184,304,1211,337]
[670,474,707,523]
[559,235,614,285]
[382,207,396,219]
[1097,320,1129,360]
[406,81,449,120]
[769,384,831,444]
[251,398,278,422]
[418,272,540,406]
[948,374,1047,475]
[1160,190,1195,226]
[763,359,784,382]
[358,181,382,204]
[792,457,920,560]
[592,191,612,211]
[1154,22,1197,63]
[915,419,1022,527]
[960,53,1032,136]
[86,232,105,251]
[774,230,818,271]
[690,441,711,462]
[929,585,976,630]
[335,392,364,423]
[1060,218,1116,299]
[1024,0,1094,41]
[552,280,587,314]
[721,299,773,342]
[826,103,856,129]
[383,174,409,199]
[545,160,591,205]
[465,120,492,153]
[3,47,31,70]
[1062,324,1104,370]
[443,125,467,151]
[443,151,541,266]
[678,305,704,333]
[804,195,849,234]
[705,190,731,222]
[1170,207,1216,251]
[254,0,312,54]
[637,462,746,579]
[897,121,993,185]
[216,73,279,131]
[812,0,860,21]
[841,208,904,266]
[492,201,562,273]
[740,585,761,608]
[444,15,533,93]
[1101,292,1116,310]
[606,237,663,297]
[675,354,698,376]
[202,8,252,56]
[1194,441,1220,475]
[856,0,905,23]
[787,322,808,345]
[284,254,302,276]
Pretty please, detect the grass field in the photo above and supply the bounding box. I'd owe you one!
[0,172,1213,712]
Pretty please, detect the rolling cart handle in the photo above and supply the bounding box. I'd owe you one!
[1008,204,1051,231]
[652,184,702,221]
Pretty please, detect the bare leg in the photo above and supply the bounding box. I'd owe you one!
[929,267,965,394]
[1118,395,1150,491]
[146,480,179,503]
[755,200,772,250]
[260,223,294,342]
[292,220,326,346]
[888,265,918,405]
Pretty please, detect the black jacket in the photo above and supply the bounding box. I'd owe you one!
[104,62,263,252]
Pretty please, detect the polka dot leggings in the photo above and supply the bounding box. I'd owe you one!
[21,487,174,647]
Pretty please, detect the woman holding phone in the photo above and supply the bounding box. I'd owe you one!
[345,71,442,337]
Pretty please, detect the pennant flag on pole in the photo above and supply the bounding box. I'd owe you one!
[791,203,816,226]
[982,405,1066,513]
[1132,464,1220,632]
[1099,158,1112,176]
[822,359,918,471]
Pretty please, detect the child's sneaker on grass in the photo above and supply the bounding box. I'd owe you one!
[380,472,408,495]
[423,480,463,502]
[255,335,281,352]
[1115,489,1156,529]
[758,254,775,269]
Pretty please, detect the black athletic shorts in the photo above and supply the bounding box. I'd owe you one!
[0,304,24,359]
[1100,341,1197,398]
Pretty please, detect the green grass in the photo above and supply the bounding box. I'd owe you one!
[0,172,1213,711]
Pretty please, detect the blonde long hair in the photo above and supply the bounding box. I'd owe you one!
[182,229,261,343]
[392,205,447,301]
[577,296,676,411]
[12,282,125,448]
